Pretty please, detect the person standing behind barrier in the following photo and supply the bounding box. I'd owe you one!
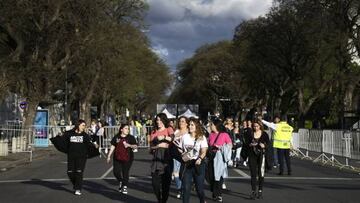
[261,115,293,175]
[89,119,98,142]
[64,119,94,196]
[172,116,189,199]
[95,121,105,147]
[181,118,208,203]
[107,124,138,194]
[150,113,174,203]
[247,119,270,199]
[207,118,232,202]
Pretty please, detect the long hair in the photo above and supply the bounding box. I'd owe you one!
[73,119,86,131]
[153,113,170,130]
[189,117,205,140]
[211,117,226,133]
[252,119,264,131]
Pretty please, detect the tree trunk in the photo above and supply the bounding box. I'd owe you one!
[79,100,91,124]
[274,97,282,116]
[78,64,101,124]
[297,87,306,128]
[100,91,108,120]
[22,99,39,128]
[344,82,355,114]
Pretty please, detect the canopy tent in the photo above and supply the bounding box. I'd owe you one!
[352,121,360,129]
[179,109,198,118]
[162,108,176,119]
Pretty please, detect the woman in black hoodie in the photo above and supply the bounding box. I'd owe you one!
[63,119,93,196]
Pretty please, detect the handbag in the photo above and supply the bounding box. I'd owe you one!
[181,152,192,162]
[207,133,221,160]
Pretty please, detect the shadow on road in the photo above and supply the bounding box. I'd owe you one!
[85,180,155,202]
[23,179,73,194]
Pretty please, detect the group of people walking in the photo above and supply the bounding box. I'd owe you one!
[55,112,293,202]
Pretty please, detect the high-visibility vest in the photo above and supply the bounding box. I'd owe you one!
[273,122,293,149]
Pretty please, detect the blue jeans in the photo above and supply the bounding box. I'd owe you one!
[173,159,182,190]
[182,162,206,203]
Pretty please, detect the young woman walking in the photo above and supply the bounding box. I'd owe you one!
[180,117,208,203]
[150,113,174,203]
[173,116,189,199]
[207,118,232,202]
[107,123,138,194]
[64,119,95,195]
[247,119,270,199]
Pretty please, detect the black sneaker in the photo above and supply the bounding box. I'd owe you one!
[257,191,263,199]
[249,191,256,200]
[215,196,223,202]
[277,172,283,175]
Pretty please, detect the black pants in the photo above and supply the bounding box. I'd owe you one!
[248,153,265,191]
[151,170,172,203]
[207,159,224,198]
[113,159,133,187]
[277,148,291,174]
[67,157,87,190]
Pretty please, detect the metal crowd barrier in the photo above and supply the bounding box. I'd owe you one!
[0,126,33,161]
[0,124,154,161]
[97,125,153,156]
[293,128,360,171]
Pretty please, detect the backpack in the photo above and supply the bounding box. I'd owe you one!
[115,138,129,161]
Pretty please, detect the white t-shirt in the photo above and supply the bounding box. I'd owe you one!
[181,133,208,160]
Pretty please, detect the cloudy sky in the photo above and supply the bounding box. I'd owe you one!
[145,0,273,71]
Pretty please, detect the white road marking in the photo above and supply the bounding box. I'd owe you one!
[226,176,360,181]
[233,168,250,178]
[1,176,359,184]
[100,166,113,179]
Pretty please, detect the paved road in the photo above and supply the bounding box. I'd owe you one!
[0,149,359,203]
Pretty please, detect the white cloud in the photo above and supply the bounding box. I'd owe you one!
[152,44,169,59]
[145,0,273,69]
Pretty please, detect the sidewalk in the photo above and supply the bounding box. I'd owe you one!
[0,146,57,172]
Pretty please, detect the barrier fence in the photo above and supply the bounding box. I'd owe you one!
[2,124,359,171]
[292,128,360,170]
[0,124,153,161]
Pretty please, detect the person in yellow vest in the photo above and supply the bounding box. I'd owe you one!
[261,115,293,175]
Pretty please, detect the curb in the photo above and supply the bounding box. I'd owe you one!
[0,147,56,172]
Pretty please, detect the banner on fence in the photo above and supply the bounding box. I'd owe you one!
[34,109,49,147]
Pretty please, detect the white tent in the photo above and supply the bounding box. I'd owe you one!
[352,121,360,129]
[162,108,176,119]
[179,109,198,118]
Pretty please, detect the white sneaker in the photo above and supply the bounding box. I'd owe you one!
[74,190,81,195]
[222,183,227,190]
[122,186,128,194]
[118,182,122,192]
[243,162,247,167]
[176,190,181,199]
